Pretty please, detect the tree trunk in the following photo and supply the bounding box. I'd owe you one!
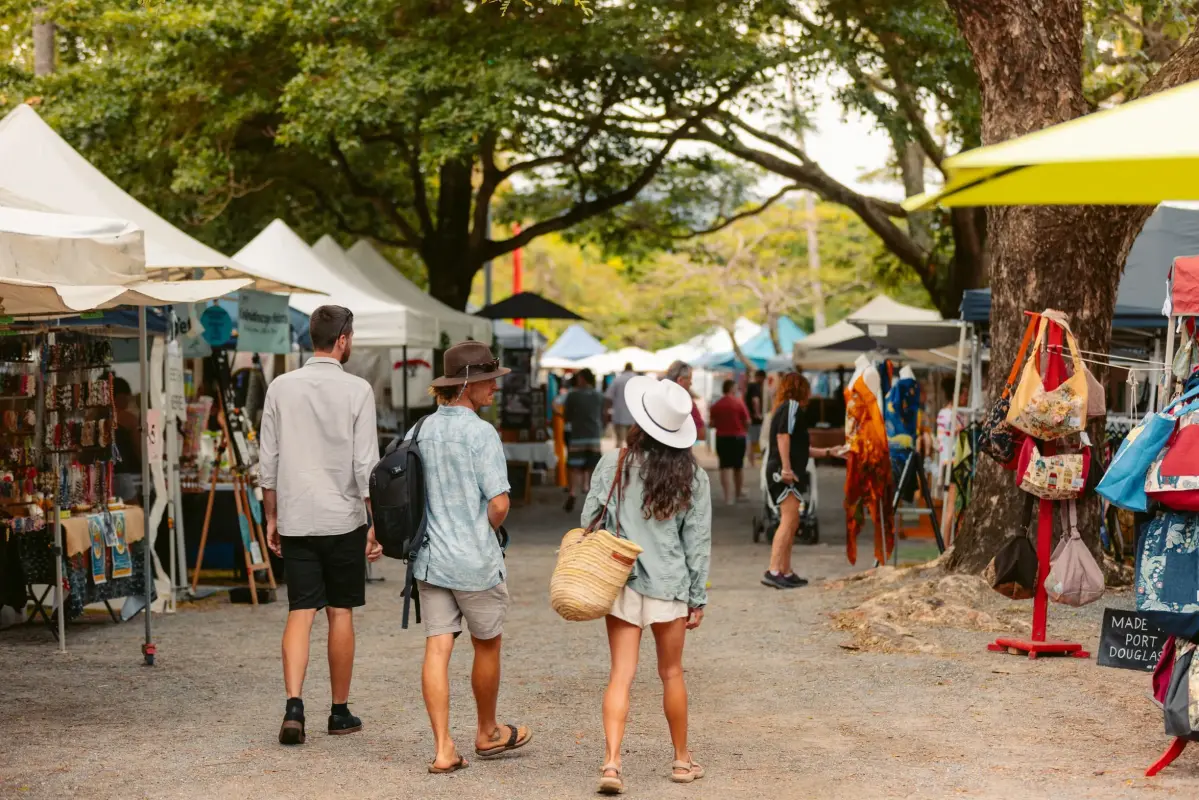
[32,7,54,76]
[768,315,783,356]
[423,158,478,309]
[803,192,827,331]
[944,0,1158,571]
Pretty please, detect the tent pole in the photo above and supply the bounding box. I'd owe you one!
[53,456,64,652]
[402,344,410,435]
[941,322,968,544]
[139,306,155,664]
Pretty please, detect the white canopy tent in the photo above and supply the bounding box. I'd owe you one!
[574,346,673,375]
[782,296,943,370]
[0,105,312,294]
[234,220,437,349]
[341,239,492,344]
[0,203,250,660]
[655,317,761,365]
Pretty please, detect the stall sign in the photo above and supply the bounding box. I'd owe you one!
[1097,608,1166,672]
[235,290,290,354]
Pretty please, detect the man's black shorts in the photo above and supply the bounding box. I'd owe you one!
[281,526,368,611]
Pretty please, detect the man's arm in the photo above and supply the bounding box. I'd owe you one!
[352,387,383,561]
[488,493,510,531]
[258,391,281,555]
[476,429,512,534]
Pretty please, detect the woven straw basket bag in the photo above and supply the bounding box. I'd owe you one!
[550,450,643,622]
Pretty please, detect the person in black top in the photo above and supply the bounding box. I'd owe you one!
[762,374,843,590]
[113,377,142,503]
[746,370,765,467]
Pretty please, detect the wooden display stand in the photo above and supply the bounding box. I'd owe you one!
[189,355,275,605]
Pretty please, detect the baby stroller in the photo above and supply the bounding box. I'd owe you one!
[751,460,819,545]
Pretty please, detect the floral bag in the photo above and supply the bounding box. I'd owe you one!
[1006,315,1088,441]
[1016,437,1089,500]
[979,314,1039,467]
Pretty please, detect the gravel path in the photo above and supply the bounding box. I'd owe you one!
[0,465,1194,799]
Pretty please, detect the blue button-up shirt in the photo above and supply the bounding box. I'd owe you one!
[411,405,510,591]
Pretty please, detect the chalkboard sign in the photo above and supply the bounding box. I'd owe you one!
[1097,608,1166,672]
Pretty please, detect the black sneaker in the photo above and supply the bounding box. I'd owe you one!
[783,573,809,587]
[328,709,363,736]
[760,571,796,590]
[279,711,306,746]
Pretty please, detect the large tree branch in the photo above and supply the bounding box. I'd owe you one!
[405,136,435,238]
[328,139,422,246]
[687,123,929,272]
[670,184,800,239]
[298,178,415,249]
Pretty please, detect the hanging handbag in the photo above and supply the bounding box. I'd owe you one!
[1044,500,1104,606]
[1164,641,1199,740]
[979,314,1038,467]
[1099,386,1199,512]
[1016,437,1090,500]
[1136,511,1199,615]
[1146,400,1199,512]
[1006,315,1088,441]
[1083,365,1106,418]
[549,449,644,622]
[983,494,1039,600]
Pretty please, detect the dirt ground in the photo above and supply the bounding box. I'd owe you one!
[0,464,1194,799]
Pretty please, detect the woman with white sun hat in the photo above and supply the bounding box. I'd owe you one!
[580,376,713,795]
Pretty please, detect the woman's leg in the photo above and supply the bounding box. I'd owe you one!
[719,468,732,504]
[650,616,690,766]
[733,466,744,499]
[769,495,802,575]
[603,615,643,772]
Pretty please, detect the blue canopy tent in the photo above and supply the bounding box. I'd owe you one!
[542,324,605,361]
[698,317,807,370]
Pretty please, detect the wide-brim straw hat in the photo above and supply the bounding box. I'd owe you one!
[625,376,697,449]
[430,341,511,387]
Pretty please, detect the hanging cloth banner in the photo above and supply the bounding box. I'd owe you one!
[236,290,291,354]
[173,303,213,358]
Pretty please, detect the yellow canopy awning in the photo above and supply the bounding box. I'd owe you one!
[904,79,1199,210]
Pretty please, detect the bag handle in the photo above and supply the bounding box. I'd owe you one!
[586,448,628,536]
[1057,499,1081,540]
[1165,384,1199,417]
[1001,313,1041,398]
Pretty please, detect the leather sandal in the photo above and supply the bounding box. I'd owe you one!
[598,764,624,795]
[428,755,469,774]
[670,755,705,784]
[475,723,533,759]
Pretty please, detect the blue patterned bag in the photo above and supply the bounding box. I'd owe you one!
[1137,511,1199,615]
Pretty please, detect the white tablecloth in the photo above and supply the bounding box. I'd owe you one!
[504,441,556,469]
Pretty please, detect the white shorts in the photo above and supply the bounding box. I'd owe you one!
[609,584,688,628]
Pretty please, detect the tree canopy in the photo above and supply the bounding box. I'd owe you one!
[0,0,784,308]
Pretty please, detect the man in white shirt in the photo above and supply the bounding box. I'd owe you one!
[604,363,637,445]
[260,305,383,746]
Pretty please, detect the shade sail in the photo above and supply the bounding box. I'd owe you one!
[904,79,1199,209]
[235,220,437,348]
[475,292,583,321]
[0,105,315,293]
[338,238,491,344]
[542,324,606,362]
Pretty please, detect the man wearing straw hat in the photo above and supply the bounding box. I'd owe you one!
[415,341,533,774]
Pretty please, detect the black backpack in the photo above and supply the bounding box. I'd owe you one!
[369,416,430,627]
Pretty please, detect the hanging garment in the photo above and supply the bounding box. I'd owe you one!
[886,375,922,502]
[844,372,895,565]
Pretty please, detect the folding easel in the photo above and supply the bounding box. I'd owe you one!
[889,449,945,564]
[189,351,275,604]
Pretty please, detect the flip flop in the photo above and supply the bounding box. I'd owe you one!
[598,764,624,795]
[428,755,469,774]
[475,723,533,759]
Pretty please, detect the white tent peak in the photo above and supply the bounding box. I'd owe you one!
[0,105,312,293]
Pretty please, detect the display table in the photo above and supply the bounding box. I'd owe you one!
[61,506,144,557]
[503,441,556,469]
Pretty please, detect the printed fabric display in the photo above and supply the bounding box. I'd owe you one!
[885,375,922,502]
[1006,313,1088,442]
[844,369,895,566]
[1137,511,1199,616]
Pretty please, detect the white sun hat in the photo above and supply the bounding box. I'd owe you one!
[625,376,698,449]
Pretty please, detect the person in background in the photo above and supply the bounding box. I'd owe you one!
[583,377,711,795]
[113,378,142,504]
[762,373,843,590]
[709,379,751,506]
[415,341,531,774]
[936,375,971,514]
[664,361,705,443]
[260,305,383,746]
[605,362,638,446]
[563,368,605,513]
[746,370,766,467]
[551,374,572,490]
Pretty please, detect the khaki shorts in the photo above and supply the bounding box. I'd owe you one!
[609,585,688,629]
[418,580,510,640]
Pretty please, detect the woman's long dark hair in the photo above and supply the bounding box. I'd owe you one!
[623,424,697,521]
